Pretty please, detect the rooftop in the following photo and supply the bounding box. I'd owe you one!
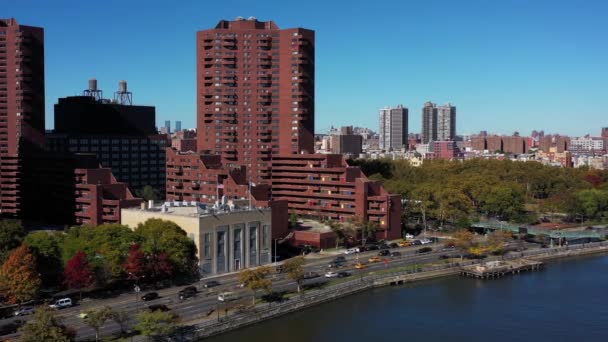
[123,200,268,218]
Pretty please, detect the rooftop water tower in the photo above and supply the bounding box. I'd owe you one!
[83,78,103,101]
[113,80,132,105]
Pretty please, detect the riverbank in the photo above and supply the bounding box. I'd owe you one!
[158,241,608,341]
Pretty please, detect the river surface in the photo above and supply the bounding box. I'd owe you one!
[207,255,608,342]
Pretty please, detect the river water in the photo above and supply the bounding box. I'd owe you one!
[207,255,608,342]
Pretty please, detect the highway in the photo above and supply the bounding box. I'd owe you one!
[0,242,529,341]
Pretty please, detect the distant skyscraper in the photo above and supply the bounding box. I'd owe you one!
[437,103,456,141]
[175,120,182,132]
[602,127,608,138]
[164,120,171,134]
[421,102,437,144]
[379,105,408,151]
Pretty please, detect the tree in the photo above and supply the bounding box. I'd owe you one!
[238,266,272,305]
[19,306,75,342]
[122,243,147,280]
[82,306,112,342]
[0,244,41,304]
[0,219,27,263]
[450,230,475,251]
[283,256,305,293]
[136,185,160,201]
[24,231,64,287]
[147,251,174,282]
[109,308,131,337]
[327,220,345,249]
[64,251,95,300]
[289,213,299,228]
[135,310,178,340]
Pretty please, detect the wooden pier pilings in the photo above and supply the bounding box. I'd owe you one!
[460,259,543,279]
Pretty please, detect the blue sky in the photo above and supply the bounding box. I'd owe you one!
[6,0,608,136]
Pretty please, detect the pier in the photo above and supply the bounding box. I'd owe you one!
[460,259,543,279]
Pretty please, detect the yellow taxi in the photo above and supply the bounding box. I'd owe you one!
[398,240,411,247]
[368,256,381,263]
[355,262,367,269]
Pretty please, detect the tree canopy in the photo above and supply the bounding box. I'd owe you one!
[0,244,41,304]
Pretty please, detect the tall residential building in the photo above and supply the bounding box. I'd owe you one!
[421,102,437,144]
[196,17,315,183]
[0,18,45,217]
[379,105,408,151]
[164,120,171,134]
[330,126,362,156]
[436,103,456,141]
[175,120,182,132]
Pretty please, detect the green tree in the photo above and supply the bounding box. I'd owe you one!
[0,244,41,304]
[327,220,345,249]
[289,213,299,228]
[108,308,131,337]
[0,219,26,263]
[136,185,161,201]
[135,310,178,340]
[238,266,272,305]
[24,231,64,287]
[283,256,306,293]
[19,306,75,342]
[82,306,112,342]
[135,219,198,276]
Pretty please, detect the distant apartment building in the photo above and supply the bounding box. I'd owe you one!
[330,126,362,156]
[436,103,456,141]
[421,102,437,144]
[46,86,167,195]
[0,18,45,217]
[122,203,288,275]
[379,105,408,151]
[569,137,605,156]
[171,129,197,152]
[470,134,528,154]
[164,120,171,134]
[175,120,182,132]
[430,141,457,160]
[196,18,315,183]
[268,154,401,241]
[539,135,570,153]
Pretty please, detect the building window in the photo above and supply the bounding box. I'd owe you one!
[203,233,211,259]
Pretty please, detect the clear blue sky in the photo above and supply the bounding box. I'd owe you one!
[7,0,608,136]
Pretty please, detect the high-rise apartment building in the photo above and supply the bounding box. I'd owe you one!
[436,103,456,141]
[0,18,45,216]
[175,120,182,132]
[379,105,408,151]
[421,102,437,144]
[422,102,456,144]
[196,17,315,183]
[330,126,362,156]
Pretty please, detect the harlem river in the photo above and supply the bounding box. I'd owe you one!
[208,255,608,342]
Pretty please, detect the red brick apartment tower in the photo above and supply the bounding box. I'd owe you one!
[0,19,44,217]
[196,17,315,183]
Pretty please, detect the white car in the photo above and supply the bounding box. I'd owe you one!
[405,234,415,239]
[49,298,72,309]
[344,248,359,255]
[325,271,339,278]
[420,239,432,245]
[14,307,34,316]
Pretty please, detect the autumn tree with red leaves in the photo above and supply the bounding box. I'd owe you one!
[0,244,41,304]
[122,243,146,280]
[64,251,95,300]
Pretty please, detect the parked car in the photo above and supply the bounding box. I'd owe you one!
[416,247,433,254]
[344,248,359,255]
[420,238,433,245]
[405,233,415,239]
[389,243,399,249]
[411,240,422,246]
[368,256,381,263]
[328,261,344,268]
[325,271,339,278]
[179,286,197,300]
[378,250,390,256]
[13,307,34,316]
[203,280,220,288]
[0,319,24,335]
[49,298,72,309]
[147,304,170,312]
[337,271,352,278]
[355,263,367,269]
[141,292,159,301]
[390,251,402,257]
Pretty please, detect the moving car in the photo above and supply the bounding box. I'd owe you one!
[13,307,34,316]
[78,312,88,319]
[390,251,402,257]
[147,304,170,312]
[203,280,220,288]
[337,271,352,278]
[368,256,381,263]
[420,238,433,245]
[398,240,411,247]
[49,298,72,309]
[388,243,399,248]
[141,292,159,301]
[439,254,450,259]
[303,272,320,279]
[178,286,197,300]
[218,292,237,302]
[416,247,433,254]
[328,261,344,268]
[325,271,339,278]
[378,250,390,256]
[334,256,346,263]
[344,248,359,255]
[355,263,367,269]
[411,240,422,246]
[405,233,415,239]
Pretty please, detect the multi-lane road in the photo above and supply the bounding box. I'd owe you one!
[0,242,529,341]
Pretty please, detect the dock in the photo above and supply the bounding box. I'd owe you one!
[460,259,543,279]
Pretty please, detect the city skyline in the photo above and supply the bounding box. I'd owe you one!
[5,0,608,136]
